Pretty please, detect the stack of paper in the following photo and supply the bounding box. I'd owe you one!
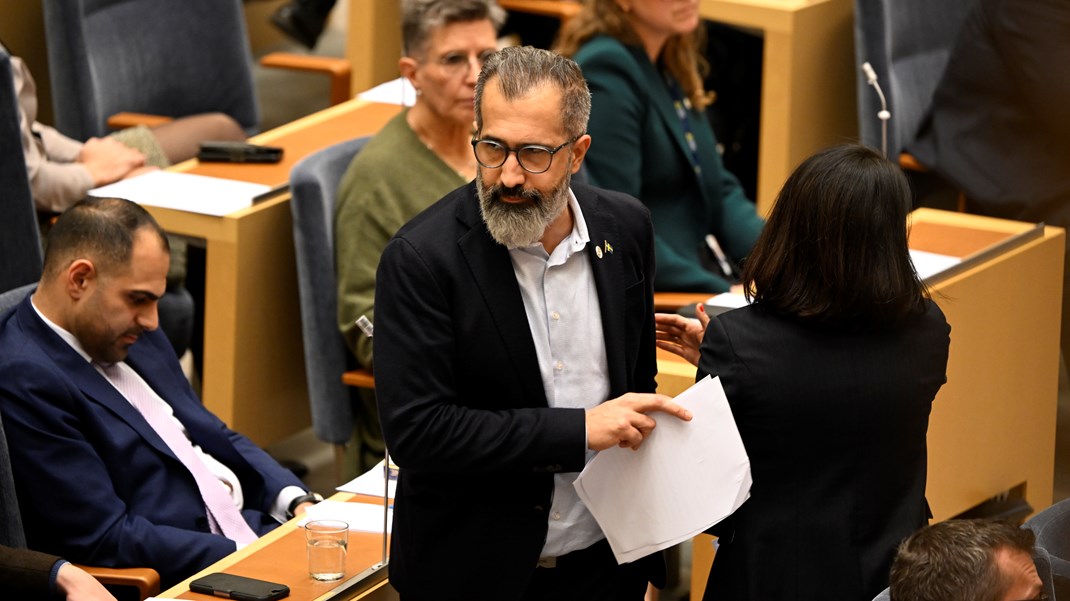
[337,459,397,499]
[88,170,270,217]
[298,500,392,534]
[574,376,751,563]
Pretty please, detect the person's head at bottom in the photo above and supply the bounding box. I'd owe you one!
[34,196,170,365]
[890,519,1045,601]
[472,46,592,249]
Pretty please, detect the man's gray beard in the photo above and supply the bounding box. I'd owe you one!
[477,169,572,248]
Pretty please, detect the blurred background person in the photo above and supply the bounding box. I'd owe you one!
[656,144,950,600]
[333,0,505,477]
[909,0,1070,373]
[555,0,764,293]
[270,0,337,50]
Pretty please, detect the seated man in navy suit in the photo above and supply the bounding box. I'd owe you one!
[0,197,322,587]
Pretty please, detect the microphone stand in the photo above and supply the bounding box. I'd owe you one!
[861,62,892,158]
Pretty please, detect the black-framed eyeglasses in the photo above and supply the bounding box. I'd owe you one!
[471,137,576,174]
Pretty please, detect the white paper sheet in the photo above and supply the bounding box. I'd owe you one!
[574,376,751,564]
[336,459,397,498]
[356,77,417,106]
[88,170,270,217]
[297,500,392,534]
[705,291,750,309]
[909,248,962,281]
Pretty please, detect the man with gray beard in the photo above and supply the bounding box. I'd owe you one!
[373,46,691,601]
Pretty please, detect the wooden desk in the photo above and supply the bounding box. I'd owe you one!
[148,100,400,446]
[669,209,1066,599]
[157,494,396,601]
[699,0,857,215]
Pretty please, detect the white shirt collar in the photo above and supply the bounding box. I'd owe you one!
[30,296,95,364]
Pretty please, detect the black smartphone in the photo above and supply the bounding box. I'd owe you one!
[197,141,284,163]
[189,573,290,600]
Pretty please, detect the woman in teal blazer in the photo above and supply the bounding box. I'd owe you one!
[557,0,764,292]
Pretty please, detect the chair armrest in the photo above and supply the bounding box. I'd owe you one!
[107,112,175,131]
[260,52,352,106]
[898,151,928,173]
[77,564,161,599]
[342,368,375,390]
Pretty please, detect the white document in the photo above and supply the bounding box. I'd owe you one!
[336,459,397,498]
[574,376,751,564]
[356,77,417,106]
[909,249,961,282]
[88,170,270,217]
[705,291,750,310]
[298,500,392,534]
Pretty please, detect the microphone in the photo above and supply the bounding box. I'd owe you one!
[860,62,891,158]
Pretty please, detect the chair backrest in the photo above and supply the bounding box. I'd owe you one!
[1025,497,1070,599]
[0,48,44,293]
[42,0,260,139]
[0,285,34,549]
[290,136,372,445]
[853,0,976,158]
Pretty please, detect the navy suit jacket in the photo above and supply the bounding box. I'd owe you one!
[0,295,304,587]
[374,181,663,600]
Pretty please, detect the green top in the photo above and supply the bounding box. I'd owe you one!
[334,110,467,367]
[573,35,764,292]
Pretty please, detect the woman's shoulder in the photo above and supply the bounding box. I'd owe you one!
[573,35,643,69]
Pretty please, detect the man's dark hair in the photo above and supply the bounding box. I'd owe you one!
[890,519,1037,601]
[42,197,169,278]
[742,143,927,329]
[474,46,591,140]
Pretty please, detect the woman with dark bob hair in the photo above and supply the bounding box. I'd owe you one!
[656,144,951,601]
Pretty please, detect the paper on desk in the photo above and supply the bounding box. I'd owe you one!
[337,459,397,498]
[298,500,393,534]
[574,376,751,564]
[357,77,417,106]
[909,249,961,282]
[88,170,270,217]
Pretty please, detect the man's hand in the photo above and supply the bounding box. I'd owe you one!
[56,562,118,601]
[586,393,692,451]
[78,137,146,186]
[654,303,710,366]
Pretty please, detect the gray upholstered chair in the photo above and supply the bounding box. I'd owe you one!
[41,0,350,139]
[852,0,977,159]
[1025,498,1070,599]
[289,136,371,447]
[0,48,44,294]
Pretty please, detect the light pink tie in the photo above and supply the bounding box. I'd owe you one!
[99,363,258,545]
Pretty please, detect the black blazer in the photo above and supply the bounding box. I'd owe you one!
[373,181,662,600]
[696,301,950,601]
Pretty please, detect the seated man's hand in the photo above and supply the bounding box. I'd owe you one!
[78,137,146,186]
[56,562,118,601]
[586,393,692,451]
[654,303,710,366]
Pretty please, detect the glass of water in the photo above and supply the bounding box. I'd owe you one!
[304,519,348,581]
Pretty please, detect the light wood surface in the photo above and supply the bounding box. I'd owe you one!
[676,209,1065,600]
[157,494,396,601]
[699,0,857,215]
[147,99,401,446]
[345,0,402,95]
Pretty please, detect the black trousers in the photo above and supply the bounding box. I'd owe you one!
[521,539,650,601]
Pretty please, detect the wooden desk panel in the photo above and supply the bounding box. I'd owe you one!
[699,0,857,215]
[148,99,400,445]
